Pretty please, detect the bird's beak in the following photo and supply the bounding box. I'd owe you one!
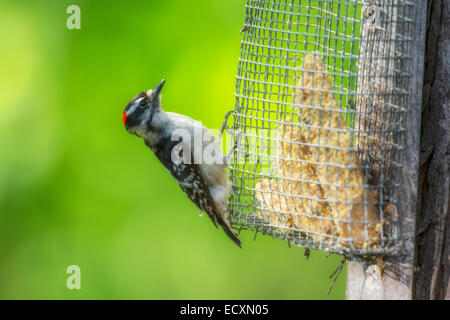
[151,79,166,98]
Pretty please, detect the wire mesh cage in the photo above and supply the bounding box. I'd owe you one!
[228,0,416,256]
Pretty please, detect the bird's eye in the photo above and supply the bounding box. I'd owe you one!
[139,100,146,107]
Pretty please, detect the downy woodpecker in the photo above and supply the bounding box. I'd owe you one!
[122,79,241,247]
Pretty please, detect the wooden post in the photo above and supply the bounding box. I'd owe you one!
[414,0,450,300]
[346,0,427,300]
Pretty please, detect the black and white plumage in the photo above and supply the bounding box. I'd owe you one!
[123,79,240,247]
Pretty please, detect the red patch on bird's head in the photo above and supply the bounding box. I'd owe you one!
[122,112,127,125]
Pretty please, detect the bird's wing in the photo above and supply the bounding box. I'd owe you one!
[173,159,243,246]
[150,138,219,227]
[174,162,219,229]
[150,134,241,247]
[177,161,241,247]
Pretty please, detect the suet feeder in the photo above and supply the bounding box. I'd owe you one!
[227,0,424,259]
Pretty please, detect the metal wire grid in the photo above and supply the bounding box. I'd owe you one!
[228,0,415,256]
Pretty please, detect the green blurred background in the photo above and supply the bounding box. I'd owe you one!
[0,0,345,299]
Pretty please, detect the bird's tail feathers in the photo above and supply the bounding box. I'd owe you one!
[218,218,241,248]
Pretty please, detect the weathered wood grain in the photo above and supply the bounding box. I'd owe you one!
[414,0,450,300]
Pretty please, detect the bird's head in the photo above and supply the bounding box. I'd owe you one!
[122,79,166,137]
